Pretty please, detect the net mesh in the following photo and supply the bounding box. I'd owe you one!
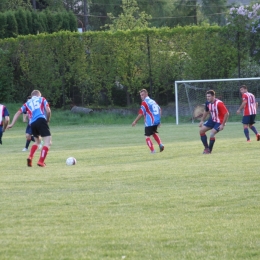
[176,78,260,124]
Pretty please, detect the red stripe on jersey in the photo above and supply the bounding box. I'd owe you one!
[208,99,228,123]
[141,101,154,124]
[242,92,257,115]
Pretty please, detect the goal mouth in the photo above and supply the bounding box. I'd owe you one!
[174,77,260,124]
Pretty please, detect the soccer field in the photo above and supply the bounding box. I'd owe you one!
[1,123,260,259]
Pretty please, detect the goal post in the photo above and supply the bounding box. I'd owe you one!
[174,77,260,125]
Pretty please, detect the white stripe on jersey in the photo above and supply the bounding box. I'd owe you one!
[209,100,222,123]
[244,92,256,115]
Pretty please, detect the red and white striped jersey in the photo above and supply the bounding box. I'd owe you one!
[205,99,228,124]
[242,92,257,116]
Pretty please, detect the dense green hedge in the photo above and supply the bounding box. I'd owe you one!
[0,26,238,107]
[0,9,77,39]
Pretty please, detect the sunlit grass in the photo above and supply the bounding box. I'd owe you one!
[1,121,260,259]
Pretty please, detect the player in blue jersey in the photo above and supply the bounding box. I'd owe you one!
[132,89,164,153]
[0,103,10,145]
[8,90,52,167]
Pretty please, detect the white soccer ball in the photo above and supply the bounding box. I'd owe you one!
[66,157,77,166]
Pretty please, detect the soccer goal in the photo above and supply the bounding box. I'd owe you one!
[174,77,260,124]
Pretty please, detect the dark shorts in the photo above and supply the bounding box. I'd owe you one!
[144,125,159,136]
[242,115,256,125]
[25,124,33,135]
[204,118,221,132]
[31,118,51,138]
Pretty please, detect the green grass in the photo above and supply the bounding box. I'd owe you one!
[1,121,260,259]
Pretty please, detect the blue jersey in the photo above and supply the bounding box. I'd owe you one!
[20,96,49,124]
[139,97,161,126]
[0,105,9,126]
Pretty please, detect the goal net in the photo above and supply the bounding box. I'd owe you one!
[174,77,260,124]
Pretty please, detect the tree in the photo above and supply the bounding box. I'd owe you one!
[201,0,227,25]
[137,0,175,28]
[2,0,32,11]
[226,3,260,77]
[169,0,198,27]
[105,0,151,31]
[5,11,18,38]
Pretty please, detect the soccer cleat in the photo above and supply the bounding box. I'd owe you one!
[37,161,46,167]
[0,137,2,145]
[203,148,211,154]
[159,144,164,152]
[38,140,44,150]
[151,150,156,154]
[247,140,251,142]
[257,134,260,141]
[22,148,28,152]
[27,157,32,167]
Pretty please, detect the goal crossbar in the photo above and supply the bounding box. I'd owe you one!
[174,77,260,125]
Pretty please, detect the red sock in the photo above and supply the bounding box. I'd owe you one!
[146,137,154,152]
[29,144,38,158]
[38,146,49,163]
[153,133,161,145]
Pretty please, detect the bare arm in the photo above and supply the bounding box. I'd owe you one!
[45,106,51,123]
[3,116,10,132]
[237,100,246,114]
[132,114,143,127]
[7,110,22,129]
[218,112,229,131]
[199,110,209,127]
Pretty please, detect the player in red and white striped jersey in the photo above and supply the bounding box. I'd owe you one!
[199,90,229,154]
[236,85,260,142]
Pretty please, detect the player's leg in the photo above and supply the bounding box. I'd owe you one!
[37,119,52,167]
[208,129,218,152]
[23,125,35,151]
[248,115,260,140]
[199,120,212,153]
[27,122,40,167]
[242,116,250,141]
[208,122,223,152]
[243,124,250,141]
[145,127,155,153]
[0,127,3,145]
[152,125,164,152]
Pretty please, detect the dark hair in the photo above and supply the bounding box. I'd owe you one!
[240,85,247,90]
[206,90,215,96]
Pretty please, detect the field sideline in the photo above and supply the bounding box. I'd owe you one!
[1,122,260,259]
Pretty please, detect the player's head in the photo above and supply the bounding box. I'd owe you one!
[206,90,215,103]
[240,85,248,94]
[31,90,41,97]
[139,89,148,101]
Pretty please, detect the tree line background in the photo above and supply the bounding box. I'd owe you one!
[0,0,249,31]
[0,0,259,108]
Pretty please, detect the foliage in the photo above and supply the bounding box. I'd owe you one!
[104,0,151,31]
[0,0,32,11]
[201,0,227,25]
[0,9,77,39]
[0,26,240,107]
[0,49,14,102]
[226,3,260,75]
